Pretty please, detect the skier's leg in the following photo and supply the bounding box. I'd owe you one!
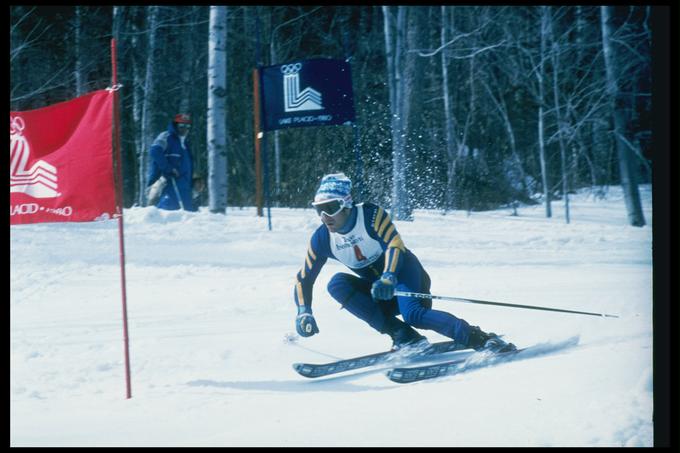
[396,266,474,345]
[396,269,515,351]
[327,273,392,332]
[397,294,473,345]
[327,273,423,347]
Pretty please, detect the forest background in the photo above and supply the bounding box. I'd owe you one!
[9,5,655,223]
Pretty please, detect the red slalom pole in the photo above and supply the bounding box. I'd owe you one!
[111,38,132,398]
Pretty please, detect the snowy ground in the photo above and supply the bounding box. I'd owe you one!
[10,185,653,446]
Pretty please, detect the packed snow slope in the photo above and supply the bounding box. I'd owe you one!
[10,185,653,446]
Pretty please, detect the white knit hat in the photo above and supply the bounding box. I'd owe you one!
[313,172,353,205]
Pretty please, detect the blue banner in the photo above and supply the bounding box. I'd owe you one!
[260,58,356,131]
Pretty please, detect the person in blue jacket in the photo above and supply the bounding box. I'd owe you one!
[146,113,196,211]
[293,172,516,352]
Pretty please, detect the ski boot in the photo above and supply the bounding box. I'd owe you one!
[467,326,517,353]
[384,316,429,351]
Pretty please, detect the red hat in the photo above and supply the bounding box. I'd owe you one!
[174,113,192,124]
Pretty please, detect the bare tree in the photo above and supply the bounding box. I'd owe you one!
[178,6,198,113]
[426,7,506,211]
[439,6,458,210]
[547,7,570,223]
[139,5,160,206]
[537,6,552,218]
[382,6,411,220]
[128,7,145,204]
[207,6,228,213]
[479,71,529,201]
[10,7,66,105]
[600,6,645,227]
[73,6,85,96]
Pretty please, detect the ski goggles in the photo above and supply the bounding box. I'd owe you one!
[312,198,347,217]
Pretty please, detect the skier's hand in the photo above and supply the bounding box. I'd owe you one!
[372,272,397,301]
[295,306,319,337]
[163,168,180,179]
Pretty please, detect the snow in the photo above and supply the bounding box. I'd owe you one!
[10,185,653,446]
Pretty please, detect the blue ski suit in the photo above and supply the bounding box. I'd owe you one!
[146,122,195,211]
[294,202,474,345]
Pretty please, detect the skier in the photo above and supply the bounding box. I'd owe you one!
[293,172,516,352]
[145,113,196,211]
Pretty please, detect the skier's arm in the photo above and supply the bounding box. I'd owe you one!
[293,233,328,311]
[371,206,406,275]
[149,133,179,179]
[293,228,328,336]
[367,205,407,300]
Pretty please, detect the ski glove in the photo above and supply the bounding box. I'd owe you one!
[371,272,397,301]
[296,306,319,337]
[163,168,180,180]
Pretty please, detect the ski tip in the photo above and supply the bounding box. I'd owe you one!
[552,335,580,348]
[292,363,318,378]
[385,369,409,384]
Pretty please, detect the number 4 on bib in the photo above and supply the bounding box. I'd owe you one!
[353,245,367,261]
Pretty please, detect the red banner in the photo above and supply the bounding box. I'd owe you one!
[10,90,117,224]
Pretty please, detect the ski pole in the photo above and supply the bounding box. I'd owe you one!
[394,291,619,318]
[170,177,185,211]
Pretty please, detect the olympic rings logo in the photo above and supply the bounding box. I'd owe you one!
[10,116,25,135]
[280,63,302,75]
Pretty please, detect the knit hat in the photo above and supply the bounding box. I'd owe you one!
[313,172,353,205]
[174,113,192,124]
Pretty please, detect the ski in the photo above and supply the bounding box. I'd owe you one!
[293,340,468,379]
[387,347,522,383]
[387,336,580,384]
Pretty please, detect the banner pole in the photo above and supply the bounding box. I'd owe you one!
[253,69,263,217]
[111,38,132,399]
[261,86,272,232]
[254,8,271,231]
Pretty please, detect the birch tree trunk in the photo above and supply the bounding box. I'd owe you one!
[178,6,197,113]
[600,6,645,227]
[207,6,228,213]
[548,8,570,223]
[382,6,396,207]
[440,6,458,211]
[130,7,144,204]
[538,6,551,218]
[399,7,419,219]
[74,6,84,96]
[572,5,586,191]
[382,5,410,220]
[139,5,160,206]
